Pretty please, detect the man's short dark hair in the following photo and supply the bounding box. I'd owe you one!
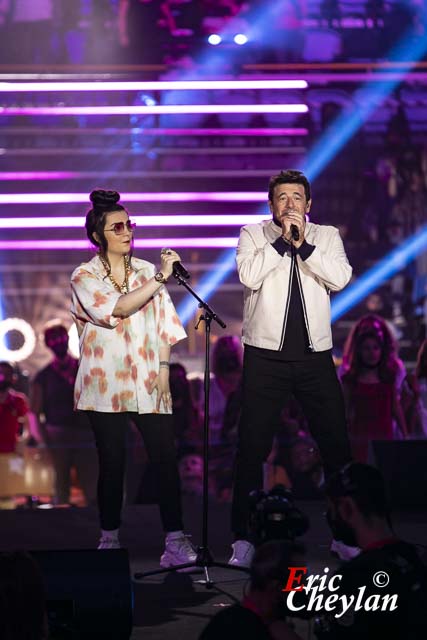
[326,462,390,520]
[268,170,311,203]
[250,540,305,591]
[43,321,68,344]
[0,361,14,375]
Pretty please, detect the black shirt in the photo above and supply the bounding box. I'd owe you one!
[34,360,88,428]
[199,603,272,640]
[251,236,330,361]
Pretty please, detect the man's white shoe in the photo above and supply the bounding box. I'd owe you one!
[97,533,121,550]
[330,539,360,561]
[160,533,197,570]
[228,540,255,568]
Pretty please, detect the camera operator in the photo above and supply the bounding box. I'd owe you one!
[199,540,305,640]
[317,463,427,639]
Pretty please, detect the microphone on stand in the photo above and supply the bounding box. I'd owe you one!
[161,248,191,279]
[291,225,300,242]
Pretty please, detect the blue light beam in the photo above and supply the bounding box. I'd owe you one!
[331,225,427,322]
[177,248,237,326]
[302,19,427,182]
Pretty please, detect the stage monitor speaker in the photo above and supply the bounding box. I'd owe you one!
[30,549,133,640]
[371,440,427,507]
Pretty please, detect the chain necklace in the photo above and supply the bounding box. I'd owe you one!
[99,255,131,294]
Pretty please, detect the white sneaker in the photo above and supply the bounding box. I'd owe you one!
[97,531,121,550]
[160,533,197,570]
[330,539,360,561]
[228,540,255,568]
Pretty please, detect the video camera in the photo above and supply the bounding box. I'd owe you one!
[248,484,309,545]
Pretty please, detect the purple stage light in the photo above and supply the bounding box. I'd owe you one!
[0,172,78,181]
[0,128,308,139]
[0,238,239,250]
[0,80,307,91]
[0,214,269,229]
[0,192,267,204]
[0,104,308,116]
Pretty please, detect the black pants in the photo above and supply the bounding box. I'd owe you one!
[232,347,351,539]
[87,412,183,532]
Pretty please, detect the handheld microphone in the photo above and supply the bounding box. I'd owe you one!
[291,225,300,242]
[161,248,190,280]
[173,261,190,280]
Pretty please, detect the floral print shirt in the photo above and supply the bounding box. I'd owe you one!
[70,255,187,414]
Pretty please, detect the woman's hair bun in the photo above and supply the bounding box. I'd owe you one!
[90,189,120,209]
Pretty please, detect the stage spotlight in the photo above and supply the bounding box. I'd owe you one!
[234,34,248,45]
[208,34,222,45]
[0,318,36,362]
[139,94,156,107]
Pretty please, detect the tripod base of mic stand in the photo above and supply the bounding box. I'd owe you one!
[133,545,249,588]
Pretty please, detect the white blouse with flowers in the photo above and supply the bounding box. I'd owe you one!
[70,255,187,414]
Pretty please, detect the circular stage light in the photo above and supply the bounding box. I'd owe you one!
[234,34,248,45]
[0,318,36,362]
[208,34,222,45]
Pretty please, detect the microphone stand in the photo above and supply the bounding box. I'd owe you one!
[134,271,249,587]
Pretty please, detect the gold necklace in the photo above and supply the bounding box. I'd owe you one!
[100,255,131,294]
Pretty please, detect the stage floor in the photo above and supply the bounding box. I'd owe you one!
[1,497,426,639]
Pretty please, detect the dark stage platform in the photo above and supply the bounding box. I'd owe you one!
[1,497,426,639]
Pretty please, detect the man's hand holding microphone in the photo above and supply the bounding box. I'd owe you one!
[280,210,306,250]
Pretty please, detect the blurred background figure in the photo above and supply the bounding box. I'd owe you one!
[30,321,97,507]
[191,335,242,448]
[401,339,427,438]
[118,0,166,64]
[340,314,406,388]
[320,462,427,639]
[169,362,202,454]
[0,0,54,64]
[199,539,305,640]
[341,327,408,462]
[0,361,31,508]
[190,335,243,501]
[287,436,324,500]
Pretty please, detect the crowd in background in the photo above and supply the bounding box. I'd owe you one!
[0,0,424,67]
[1,310,427,509]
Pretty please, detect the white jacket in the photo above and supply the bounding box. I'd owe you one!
[236,219,352,352]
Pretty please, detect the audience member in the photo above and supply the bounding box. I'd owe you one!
[340,314,406,388]
[401,339,427,437]
[199,540,305,640]
[169,362,201,453]
[287,436,324,499]
[341,329,407,462]
[0,362,30,504]
[0,0,54,64]
[30,322,97,506]
[190,335,242,499]
[118,0,166,64]
[191,335,242,448]
[318,462,427,639]
[0,361,30,455]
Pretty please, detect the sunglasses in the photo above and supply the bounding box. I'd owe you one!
[104,220,136,235]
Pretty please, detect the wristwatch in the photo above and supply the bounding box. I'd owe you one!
[154,271,167,283]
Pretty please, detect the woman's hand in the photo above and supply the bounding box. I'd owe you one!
[160,248,182,281]
[149,367,172,412]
